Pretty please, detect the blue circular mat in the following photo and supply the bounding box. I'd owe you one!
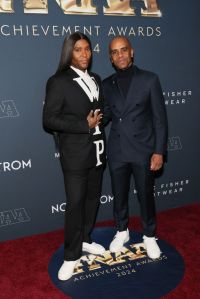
[48,227,184,299]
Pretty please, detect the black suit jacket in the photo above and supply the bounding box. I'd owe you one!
[102,65,167,164]
[43,68,105,170]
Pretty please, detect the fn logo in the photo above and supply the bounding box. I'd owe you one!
[0,100,19,118]
[168,137,182,151]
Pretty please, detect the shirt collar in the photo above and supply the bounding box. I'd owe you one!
[70,66,88,78]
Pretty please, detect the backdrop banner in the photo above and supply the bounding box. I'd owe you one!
[1,0,200,241]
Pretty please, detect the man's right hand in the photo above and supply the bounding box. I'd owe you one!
[87,110,103,129]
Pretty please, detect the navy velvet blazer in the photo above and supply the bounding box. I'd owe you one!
[102,65,167,164]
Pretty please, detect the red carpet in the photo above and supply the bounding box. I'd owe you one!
[0,204,199,299]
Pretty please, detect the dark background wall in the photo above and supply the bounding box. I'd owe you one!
[1,0,200,242]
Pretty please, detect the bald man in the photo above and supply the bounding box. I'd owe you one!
[103,37,167,259]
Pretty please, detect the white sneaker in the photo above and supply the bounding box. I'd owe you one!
[58,259,80,281]
[143,236,161,259]
[82,242,105,255]
[109,229,130,253]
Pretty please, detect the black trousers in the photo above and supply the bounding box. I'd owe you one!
[62,166,103,261]
[108,161,156,237]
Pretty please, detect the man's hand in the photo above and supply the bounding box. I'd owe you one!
[87,109,103,129]
[150,154,163,171]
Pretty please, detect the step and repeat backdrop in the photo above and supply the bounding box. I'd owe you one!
[1,0,200,242]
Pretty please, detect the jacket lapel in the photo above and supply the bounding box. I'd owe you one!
[67,68,99,103]
[121,66,141,115]
[111,74,125,112]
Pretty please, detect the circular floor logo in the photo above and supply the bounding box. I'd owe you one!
[49,228,185,299]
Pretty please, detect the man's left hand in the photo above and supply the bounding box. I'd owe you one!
[150,154,163,171]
